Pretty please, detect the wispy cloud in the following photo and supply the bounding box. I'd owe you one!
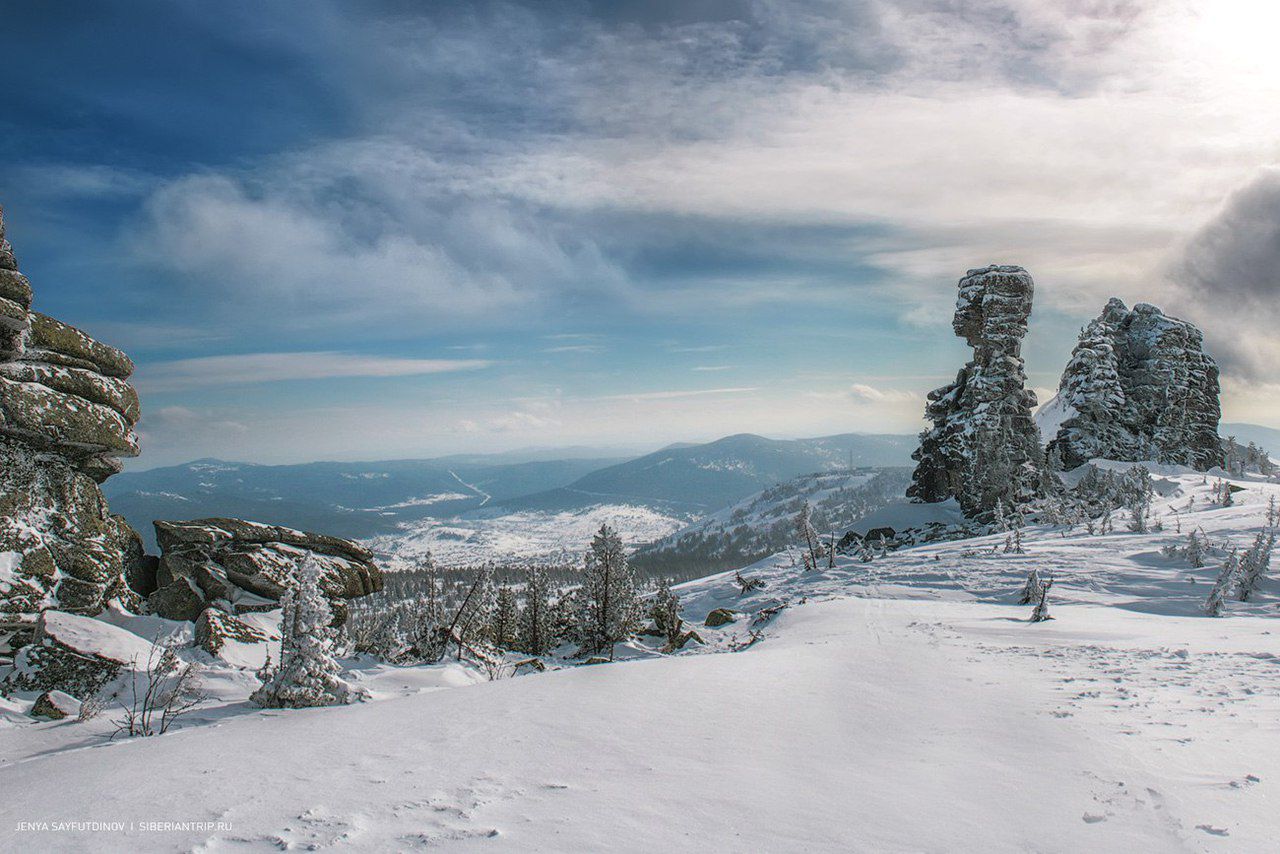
[543,344,605,354]
[593,387,759,402]
[692,365,734,372]
[140,352,492,392]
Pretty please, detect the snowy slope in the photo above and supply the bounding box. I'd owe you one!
[366,503,690,567]
[2,466,1279,851]
[634,467,911,576]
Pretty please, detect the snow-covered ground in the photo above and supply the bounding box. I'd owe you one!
[2,466,1279,851]
[367,503,689,566]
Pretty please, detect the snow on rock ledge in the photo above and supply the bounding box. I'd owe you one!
[4,609,155,697]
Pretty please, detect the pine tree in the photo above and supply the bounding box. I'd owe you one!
[1030,576,1054,622]
[1018,568,1043,605]
[252,557,353,708]
[649,578,683,647]
[489,585,518,650]
[1236,530,1277,602]
[1205,551,1239,617]
[1126,490,1150,533]
[578,524,640,658]
[795,502,821,571]
[519,564,554,656]
[1185,530,1206,568]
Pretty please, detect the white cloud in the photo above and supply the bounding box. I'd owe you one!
[543,345,605,354]
[846,383,918,404]
[139,351,491,392]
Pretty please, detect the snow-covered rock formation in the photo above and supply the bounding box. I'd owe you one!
[0,205,148,654]
[149,518,382,626]
[908,265,1045,518]
[0,204,384,698]
[1041,298,1223,471]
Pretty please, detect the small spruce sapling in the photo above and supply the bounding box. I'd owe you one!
[1019,567,1043,605]
[1185,530,1206,568]
[519,564,554,656]
[1205,551,1240,617]
[733,570,765,594]
[1236,530,1277,602]
[1030,576,1054,622]
[251,557,353,708]
[649,579,683,648]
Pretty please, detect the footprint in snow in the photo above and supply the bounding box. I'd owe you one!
[1196,824,1229,836]
[1082,812,1108,824]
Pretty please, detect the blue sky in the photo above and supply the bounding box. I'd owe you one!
[3,1,1279,465]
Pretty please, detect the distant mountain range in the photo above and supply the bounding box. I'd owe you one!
[104,424,1276,555]
[633,467,914,577]
[103,432,918,549]
[492,432,917,514]
[104,456,625,550]
[1220,423,1280,454]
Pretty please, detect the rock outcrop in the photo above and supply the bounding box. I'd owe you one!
[908,265,1045,518]
[4,610,154,696]
[0,206,147,653]
[1043,299,1223,471]
[149,518,383,626]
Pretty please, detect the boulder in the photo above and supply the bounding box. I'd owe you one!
[31,690,80,720]
[909,265,1046,518]
[4,610,153,697]
[1044,299,1223,471]
[194,608,269,656]
[704,608,737,627]
[150,518,383,626]
[0,438,149,649]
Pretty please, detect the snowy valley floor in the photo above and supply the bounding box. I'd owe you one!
[2,467,1279,852]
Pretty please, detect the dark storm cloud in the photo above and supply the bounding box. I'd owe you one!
[1170,169,1280,380]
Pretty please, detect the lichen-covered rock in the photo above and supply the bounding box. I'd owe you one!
[0,207,17,272]
[909,265,1046,518]
[704,608,737,627]
[0,207,140,482]
[0,206,147,655]
[194,607,269,656]
[31,689,80,720]
[0,438,149,651]
[1043,298,1223,471]
[150,518,382,626]
[4,609,153,697]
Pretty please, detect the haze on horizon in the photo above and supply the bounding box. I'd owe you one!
[3,0,1279,467]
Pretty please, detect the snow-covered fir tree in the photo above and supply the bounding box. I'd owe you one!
[1030,576,1054,622]
[795,501,821,571]
[519,564,554,656]
[1185,530,1206,568]
[488,585,518,650]
[252,557,354,708]
[578,523,641,658]
[1205,551,1240,617]
[1018,568,1043,605]
[649,578,683,646]
[1236,530,1277,602]
[1126,488,1151,533]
